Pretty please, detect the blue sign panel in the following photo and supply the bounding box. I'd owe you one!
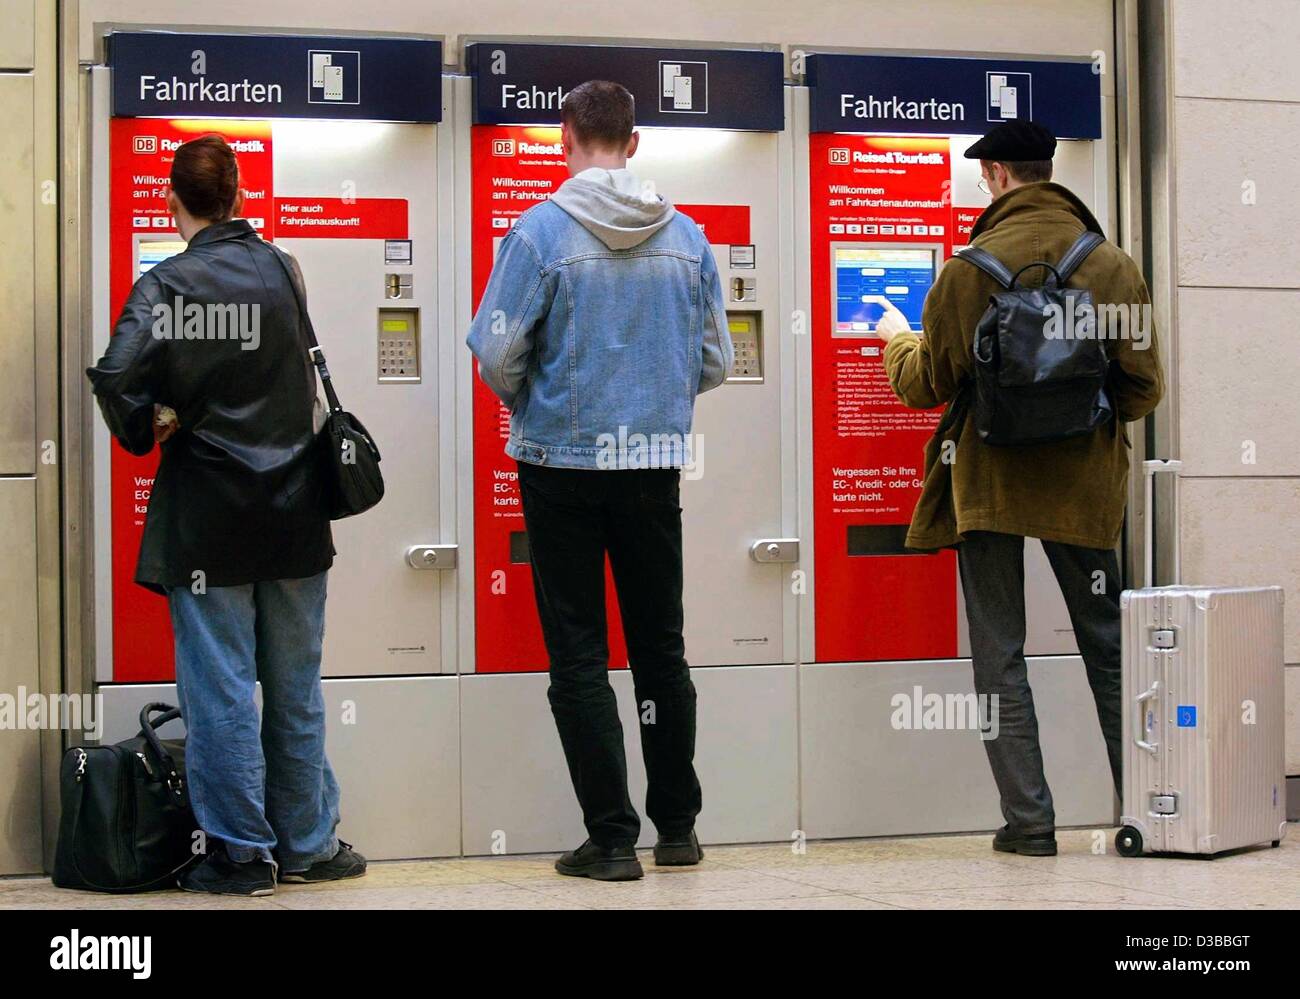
[108,32,442,122]
[806,52,1101,139]
[1177,705,1198,727]
[467,42,784,132]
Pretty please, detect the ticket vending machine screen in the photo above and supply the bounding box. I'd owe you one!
[833,245,938,336]
[135,237,188,279]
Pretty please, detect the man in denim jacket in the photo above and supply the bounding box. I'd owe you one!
[468,80,732,881]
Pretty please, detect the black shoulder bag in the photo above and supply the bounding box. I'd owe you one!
[955,231,1113,447]
[53,703,200,893]
[271,246,385,519]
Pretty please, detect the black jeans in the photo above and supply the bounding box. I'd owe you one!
[957,531,1123,835]
[518,460,701,848]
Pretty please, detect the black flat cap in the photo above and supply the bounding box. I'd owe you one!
[964,119,1057,161]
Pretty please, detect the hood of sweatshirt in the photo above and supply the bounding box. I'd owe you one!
[548,167,676,250]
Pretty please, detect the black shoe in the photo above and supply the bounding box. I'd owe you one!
[279,841,368,884]
[992,825,1058,856]
[178,850,276,897]
[654,830,704,866]
[554,840,644,881]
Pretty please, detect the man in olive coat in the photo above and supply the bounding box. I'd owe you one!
[874,120,1164,856]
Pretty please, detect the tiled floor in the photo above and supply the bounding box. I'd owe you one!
[5,828,1297,909]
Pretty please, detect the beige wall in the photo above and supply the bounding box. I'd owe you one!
[0,0,51,876]
[1166,0,1300,775]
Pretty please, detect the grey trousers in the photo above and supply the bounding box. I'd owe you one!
[957,531,1123,834]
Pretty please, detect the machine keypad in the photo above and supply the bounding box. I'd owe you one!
[726,313,763,382]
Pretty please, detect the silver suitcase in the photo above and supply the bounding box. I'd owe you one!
[1116,460,1287,857]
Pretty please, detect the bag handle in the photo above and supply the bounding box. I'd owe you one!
[138,702,185,799]
[1009,260,1065,288]
[959,231,1105,290]
[268,244,344,416]
[1142,459,1182,587]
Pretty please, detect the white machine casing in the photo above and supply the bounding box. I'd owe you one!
[1117,461,1287,857]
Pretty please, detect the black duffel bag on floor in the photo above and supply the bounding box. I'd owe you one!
[53,702,200,893]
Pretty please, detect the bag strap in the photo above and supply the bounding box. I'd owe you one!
[1054,231,1106,285]
[268,244,344,415]
[138,702,185,800]
[954,246,1015,289]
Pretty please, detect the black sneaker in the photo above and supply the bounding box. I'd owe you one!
[279,842,368,884]
[554,840,643,881]
[654,829,704,866]
[178,850,276,897]
[992,825,1058,856]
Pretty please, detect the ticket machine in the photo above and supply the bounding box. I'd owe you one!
[89,31,461,859]
[453,41,800,852]
[794,51,1120,837]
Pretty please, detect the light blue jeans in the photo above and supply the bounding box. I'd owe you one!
[168,571,340,871]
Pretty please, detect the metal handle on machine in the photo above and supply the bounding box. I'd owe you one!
[749,539,800,564]
[1134,680,1160,755]
[1143,459,1182,587]
[405,544,459,570]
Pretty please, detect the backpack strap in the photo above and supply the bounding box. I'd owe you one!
[954,246,1015,289]
[1054,231,1106,285]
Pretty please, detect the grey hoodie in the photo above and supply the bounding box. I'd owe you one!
[548,167,676,250]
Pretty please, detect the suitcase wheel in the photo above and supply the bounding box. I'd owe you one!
[1272,840,1281,848]
[1115,826,1144,858]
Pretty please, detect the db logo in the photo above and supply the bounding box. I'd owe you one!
[133,135,158,154]
[828,147,850,165]
[492,139,515,157]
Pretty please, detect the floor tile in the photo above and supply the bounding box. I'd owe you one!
[3,828,1294,910]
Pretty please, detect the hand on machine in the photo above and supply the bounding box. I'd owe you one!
[864,295,912,343]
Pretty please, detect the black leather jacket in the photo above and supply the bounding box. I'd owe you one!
[87,219,333,592]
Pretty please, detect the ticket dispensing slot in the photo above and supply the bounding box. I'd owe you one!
[377,308,420,383]
[847,524,922,556]
[726,312,762,383]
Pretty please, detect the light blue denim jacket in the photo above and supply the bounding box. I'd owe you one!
[467,168,733,469]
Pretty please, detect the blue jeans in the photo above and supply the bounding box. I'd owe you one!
[168,571,340,870]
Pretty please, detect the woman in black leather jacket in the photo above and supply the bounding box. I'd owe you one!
[87,134,365,897]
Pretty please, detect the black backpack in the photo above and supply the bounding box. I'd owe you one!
[53,703,200,892]
[956,231,1114,447]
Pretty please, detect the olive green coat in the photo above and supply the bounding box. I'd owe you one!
[883,182,1165,551]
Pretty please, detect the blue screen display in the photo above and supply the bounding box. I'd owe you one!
[834,246,936,335]
[137,240,187,279]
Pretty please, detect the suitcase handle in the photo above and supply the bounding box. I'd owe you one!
[1135,680,1160,755]
[1143,460,1182,587]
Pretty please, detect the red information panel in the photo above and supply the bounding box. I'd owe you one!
[469,126,625,673]
[274,197,409,238]
[674,204,750,246]
[952,207,982,249]
[469,129,757,673]
[809,133,962,663]
[105,122,411,682]
[107,119,276,681]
